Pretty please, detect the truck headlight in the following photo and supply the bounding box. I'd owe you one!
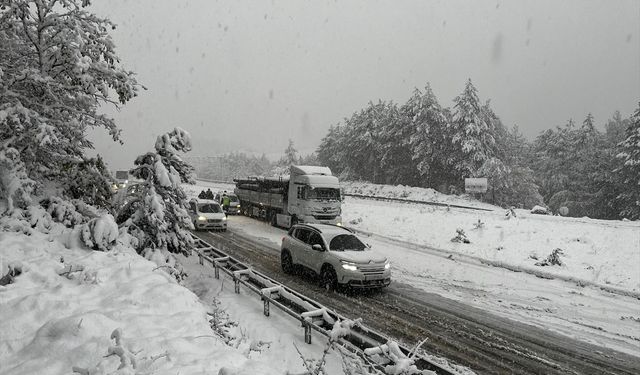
[237,204,241,208]
[222,216,227,221]
[385,262,391,269]
[198,216,207,221]
[341,262,357,271]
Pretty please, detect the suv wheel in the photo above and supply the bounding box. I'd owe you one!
[281,250,294,274]
[320,266,338,292]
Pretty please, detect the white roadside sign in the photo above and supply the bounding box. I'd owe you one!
[465,178,488,193]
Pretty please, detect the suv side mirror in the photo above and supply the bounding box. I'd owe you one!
[312,244,323,251]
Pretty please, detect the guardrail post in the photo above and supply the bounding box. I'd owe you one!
[234,275,240,294]
[214,262,220,279]
[263,297,270,317]
[303,320,312,344]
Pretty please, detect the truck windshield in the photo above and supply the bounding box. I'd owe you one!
[198,203,222,213]
[307,187,340,201]
[329,234,366,251]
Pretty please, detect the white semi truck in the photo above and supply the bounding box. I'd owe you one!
[234,165,342,228]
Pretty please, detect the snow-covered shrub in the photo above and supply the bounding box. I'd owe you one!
[72,328,169,375]
[473,219,484,229]
[530,205,548,215]
[349,217,363,225]
[364,340,434,375]
[27,205,54,233]
[42,197,87,227]
[144,248,188,282]
[62,156,115,209]
[80,214,119,251]
[0,140,34,212]
[295,318,364,375]
[450,228,470,243]
[535,248,564,267]
[119,128,195,256]
[0,262,22,286]
[208,297,240,345]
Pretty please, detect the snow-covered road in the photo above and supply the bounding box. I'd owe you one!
[193,215,639,374]
[219,212,640,357]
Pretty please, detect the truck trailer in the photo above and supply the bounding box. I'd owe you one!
[234,165,342,228]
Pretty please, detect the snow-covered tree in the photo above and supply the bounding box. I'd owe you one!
[282,139,300,166]
[119,128,195,256]
[0,0,140,214]
[317,124,346,176]
[615,102,640,219]
[449,79,497,179]
[341,101,393,183]
[404,84,451,187]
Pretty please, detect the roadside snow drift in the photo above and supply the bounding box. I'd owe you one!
[0,230,273,375]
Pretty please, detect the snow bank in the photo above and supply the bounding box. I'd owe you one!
[343,195,640,293]
[0,229,274,375]
[341,181,495,210]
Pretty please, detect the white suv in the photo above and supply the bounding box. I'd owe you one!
[188,199,227,231]
[281,224,391,290]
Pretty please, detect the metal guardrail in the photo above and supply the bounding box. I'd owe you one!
[195,178,235,185]
[343,193,494,212]
[190,234,454,375]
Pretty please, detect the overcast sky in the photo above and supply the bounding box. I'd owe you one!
[88,0,640,170]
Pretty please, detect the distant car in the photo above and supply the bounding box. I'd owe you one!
[188,199,227,231]
[215,192,241,215]
[280,223,391,290]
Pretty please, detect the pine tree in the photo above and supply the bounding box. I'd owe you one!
[450,79,497,179]
[282,139,300,166]
[404,84,450,187]
[376,101,413,185]
[0,0,140,213]
[121,128,196,256]
[317,124,345,175]
[615,102,640,219]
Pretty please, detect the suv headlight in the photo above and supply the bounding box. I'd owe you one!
[222,216,227,221]
[198,216,207,221]
[341,261,357,271]
[385,261,391,269]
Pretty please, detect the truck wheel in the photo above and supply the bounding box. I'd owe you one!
[281,250,294,274]
[320,266,338,292]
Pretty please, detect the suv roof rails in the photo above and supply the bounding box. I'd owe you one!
[295,223,322,233]
[293,222,353,233]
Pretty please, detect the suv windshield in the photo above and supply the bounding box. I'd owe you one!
[198,203,222,213]
[228,194,239,202]
[307,187,340,201]
[329,234,366,251]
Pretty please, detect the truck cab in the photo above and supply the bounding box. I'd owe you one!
[286,166,341,226]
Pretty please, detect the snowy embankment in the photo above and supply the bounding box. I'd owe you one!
[341,182,640,295]
[0,225,351,374]
[341,181,496,210]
